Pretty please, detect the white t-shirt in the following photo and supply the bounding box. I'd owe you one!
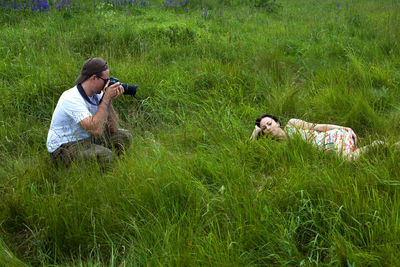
[46,86,103,153]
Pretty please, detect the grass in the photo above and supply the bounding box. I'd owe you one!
[1,0,400,265]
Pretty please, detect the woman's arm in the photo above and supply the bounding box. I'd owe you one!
[250,125,262,140]
[288,118,346,131]
[287,118,357,145]
[287,119,316,130]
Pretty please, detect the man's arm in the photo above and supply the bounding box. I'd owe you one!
[79,83,123,136]
[105,103,119,133]
[78,100,110,136]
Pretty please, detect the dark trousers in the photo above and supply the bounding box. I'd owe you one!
[50,129,131,165]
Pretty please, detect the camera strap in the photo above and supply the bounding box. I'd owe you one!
[77,83,101,106]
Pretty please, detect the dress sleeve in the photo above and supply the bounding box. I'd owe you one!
[285,123,314,142]
[284,123,297,138]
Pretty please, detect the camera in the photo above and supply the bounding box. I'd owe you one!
[109,77,138,97]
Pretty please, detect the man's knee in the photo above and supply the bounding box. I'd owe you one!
[110,128,132,153]
[82,144,114,164]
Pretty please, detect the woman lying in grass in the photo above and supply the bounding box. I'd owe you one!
[250,114,388,161]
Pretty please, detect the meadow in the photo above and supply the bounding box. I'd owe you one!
[1,0,400,265]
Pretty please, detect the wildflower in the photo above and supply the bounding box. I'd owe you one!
[129,199,133,202]
[37,239,40,243]
[203,7,207,19]
[337,3,339,9]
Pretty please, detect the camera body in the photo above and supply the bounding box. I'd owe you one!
[109,77,138,97]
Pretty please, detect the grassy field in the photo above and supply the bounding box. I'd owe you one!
[1,0,400,265]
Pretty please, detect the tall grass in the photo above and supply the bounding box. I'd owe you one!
[1,0,400,265]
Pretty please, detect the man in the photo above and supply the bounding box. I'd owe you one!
[46,57,131,165]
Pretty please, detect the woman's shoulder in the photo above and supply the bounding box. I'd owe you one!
[285,118,307,129]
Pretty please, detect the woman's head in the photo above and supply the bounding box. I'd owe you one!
[255,114,281,128]
[255,114,286,141]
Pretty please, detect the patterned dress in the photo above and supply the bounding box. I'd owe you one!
[285,124,357,156]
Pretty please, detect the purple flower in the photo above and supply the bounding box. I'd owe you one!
[337,3,339,9]
[203,7,207,19]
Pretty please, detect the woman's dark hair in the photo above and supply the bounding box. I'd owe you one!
[255,114,281,127]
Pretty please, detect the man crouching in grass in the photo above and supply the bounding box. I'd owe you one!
[46,58,131,166]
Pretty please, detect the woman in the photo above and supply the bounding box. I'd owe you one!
[250,114,385,161]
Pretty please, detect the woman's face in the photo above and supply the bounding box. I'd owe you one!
[259,117,285,140]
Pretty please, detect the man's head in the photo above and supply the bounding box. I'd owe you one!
[75,58,109,85]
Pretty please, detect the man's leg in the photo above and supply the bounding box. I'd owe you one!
[51,138,114,165]
[95,129,132,155]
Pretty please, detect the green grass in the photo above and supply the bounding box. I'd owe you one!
[1,0,400,265]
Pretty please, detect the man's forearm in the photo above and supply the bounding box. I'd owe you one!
[79,99,110,136]
[106,103,119,133]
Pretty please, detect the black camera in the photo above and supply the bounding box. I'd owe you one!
[109,77,138,97]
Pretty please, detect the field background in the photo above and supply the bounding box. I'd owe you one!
[1,0,400,265]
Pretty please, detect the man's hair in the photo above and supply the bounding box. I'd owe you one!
[255,114,281,127]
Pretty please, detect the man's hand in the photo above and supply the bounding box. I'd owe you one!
[103,82,124,103]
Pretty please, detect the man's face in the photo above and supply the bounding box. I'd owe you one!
[94,69,110,93]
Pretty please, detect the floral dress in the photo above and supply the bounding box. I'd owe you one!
[285,124,357,156]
